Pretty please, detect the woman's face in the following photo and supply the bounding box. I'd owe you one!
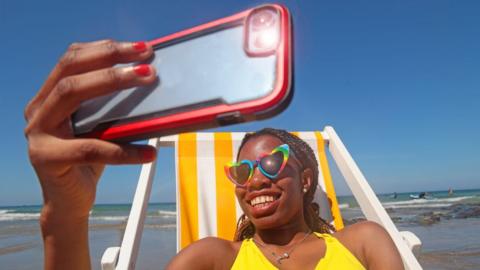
[235,135,309,229]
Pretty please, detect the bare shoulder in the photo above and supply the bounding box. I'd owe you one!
[332,221,380,266]
[166,237,240,270]
[334,221,404,270]
[335,220,389,243]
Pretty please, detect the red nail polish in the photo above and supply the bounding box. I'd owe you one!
[132,41,147,52]
[133,65,151,77]
[142,149,156,161]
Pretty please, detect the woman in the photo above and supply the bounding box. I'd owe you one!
[25,40,403,269]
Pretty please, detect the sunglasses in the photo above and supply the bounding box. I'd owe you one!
[224,144,299,186]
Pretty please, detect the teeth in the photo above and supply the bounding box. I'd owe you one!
[250,195,276,206]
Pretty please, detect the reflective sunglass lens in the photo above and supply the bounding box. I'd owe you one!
[229,163,251,185]
[259,151,284,176]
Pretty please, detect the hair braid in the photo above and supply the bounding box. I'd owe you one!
[233,128,336,241]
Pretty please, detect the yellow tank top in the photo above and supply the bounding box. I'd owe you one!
[231,232,366,270]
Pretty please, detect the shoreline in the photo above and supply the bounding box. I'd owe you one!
[1,218,479,269]
[1,189,479,269]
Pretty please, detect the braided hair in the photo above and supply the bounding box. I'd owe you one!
[233,128,336,241]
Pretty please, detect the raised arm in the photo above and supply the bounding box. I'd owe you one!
[25,40,158,270]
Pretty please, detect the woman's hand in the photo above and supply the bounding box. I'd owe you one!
[24,40,158,269]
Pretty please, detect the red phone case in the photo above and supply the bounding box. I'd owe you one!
[85,4,292,142]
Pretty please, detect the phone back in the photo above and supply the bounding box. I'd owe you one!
[72,4,292,141]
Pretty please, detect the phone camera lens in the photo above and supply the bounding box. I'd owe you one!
[251,9,276,30]
[245,7,281,56]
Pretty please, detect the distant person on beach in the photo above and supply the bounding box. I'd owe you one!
[448,188,454,196]
[25,40,404,269]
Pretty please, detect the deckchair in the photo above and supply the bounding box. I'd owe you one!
[101,126,423,270]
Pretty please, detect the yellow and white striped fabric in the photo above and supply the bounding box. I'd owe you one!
[174,131,344,251]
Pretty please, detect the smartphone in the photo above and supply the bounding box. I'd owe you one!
[72,4,293,142]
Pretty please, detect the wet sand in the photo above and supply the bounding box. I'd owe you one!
[0,225,176,270]
[419,250,480,270]
[2,195,480,269]
[1,219,480,269]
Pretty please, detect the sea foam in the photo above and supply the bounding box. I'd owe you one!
[158,210,177,217]
[90,216,128,221]
[382,196,474,209]
[0,211,41,221]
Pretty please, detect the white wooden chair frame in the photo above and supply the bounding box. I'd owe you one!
[101,126,423,270]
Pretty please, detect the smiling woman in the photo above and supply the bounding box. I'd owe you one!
[230,130,335,240]
[166,128,404,270]
[24,45,404,267]
[24,46,404,267]
[21,37,403,269]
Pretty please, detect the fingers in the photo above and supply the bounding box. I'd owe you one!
[66,39,118,51]
[55,40,153,77]
[32,64,157,130]
[25,40,153,121]
[67,139,157,165]
[29,137,157,168]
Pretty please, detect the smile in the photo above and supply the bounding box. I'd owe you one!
[249,195,279,208]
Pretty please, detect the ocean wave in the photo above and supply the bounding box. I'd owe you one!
[90,216,128,221]
[339,203,350,209]
[158,210,176,217]
[0,210,130,222]
[145,224,176,229]
[385,203,453,209]
[0,212,41,221]
[382,196,474,207]
[88,211,176,221]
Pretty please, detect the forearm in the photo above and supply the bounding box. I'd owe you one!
[25,39,157,270]
[41,213,91,270]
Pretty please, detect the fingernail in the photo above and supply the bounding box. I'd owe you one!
[133,64,151,77]
[132,41,147,52]
[142,149,156,161]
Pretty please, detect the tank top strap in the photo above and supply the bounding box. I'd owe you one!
[231,233,366,270]
[313,232,336,242]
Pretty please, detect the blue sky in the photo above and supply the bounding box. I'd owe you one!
[0,0,479,205]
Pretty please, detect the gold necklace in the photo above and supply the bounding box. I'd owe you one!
[252,230,312,265]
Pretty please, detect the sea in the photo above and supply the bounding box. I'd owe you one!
[1,189,479,269]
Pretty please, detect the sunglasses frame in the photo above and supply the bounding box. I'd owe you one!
[224,144,291,187]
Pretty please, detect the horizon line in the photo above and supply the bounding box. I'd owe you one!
[1,187,478,208]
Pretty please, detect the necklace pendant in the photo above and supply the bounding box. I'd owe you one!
[276,253,289,264]
[277,253,289,264]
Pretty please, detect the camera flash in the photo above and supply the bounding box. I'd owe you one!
[254,28,279,50]
[245,7,281,56]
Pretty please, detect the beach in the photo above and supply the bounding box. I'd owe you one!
[1,189,479,269]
